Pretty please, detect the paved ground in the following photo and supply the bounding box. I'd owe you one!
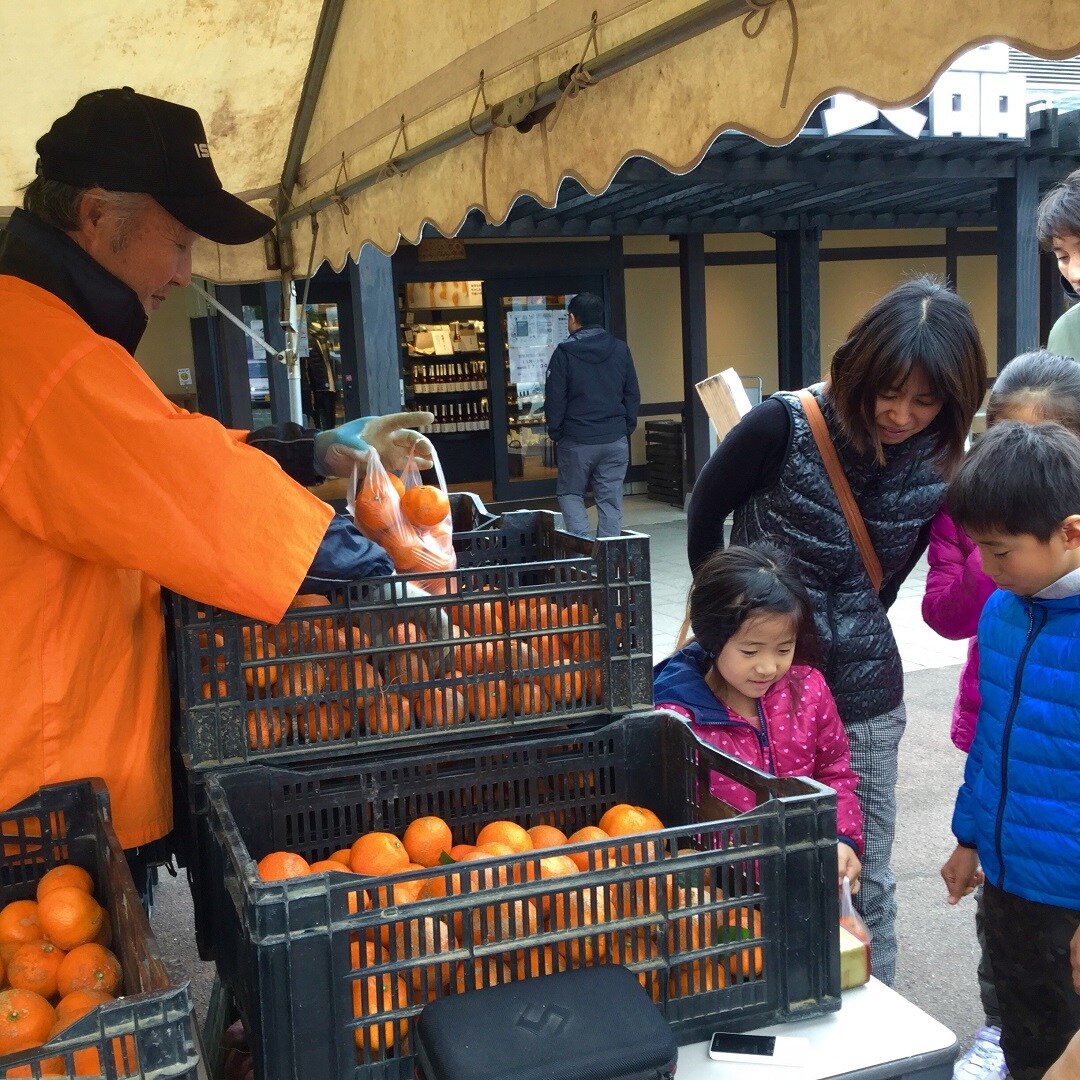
[152,496,985,1058]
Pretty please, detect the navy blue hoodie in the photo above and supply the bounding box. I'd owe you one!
[545,326,640,444]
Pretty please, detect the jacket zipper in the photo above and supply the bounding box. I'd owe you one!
[994,602,1044,887]
[755,700,775,773]
[699,706,773,773]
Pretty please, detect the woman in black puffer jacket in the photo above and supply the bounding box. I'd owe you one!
[687,276,987,985]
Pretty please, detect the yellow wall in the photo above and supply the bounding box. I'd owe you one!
[625,266,683,463]
[957,255,998,373]
[624,235,678,255]
[704,264,777,392]
[134,286,196,395]
[623,231,1001,409]
[819,257,946,373]
[823,229,944,248]
[705,233,774,252]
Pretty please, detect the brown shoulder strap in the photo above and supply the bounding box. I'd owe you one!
[796,390,884,593]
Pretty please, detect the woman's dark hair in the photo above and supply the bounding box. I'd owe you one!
[1036,169,1080,249]
[827,275,987,473]
[688,544,819,665]
[948,421,1080,542]
[986,350,1080,434]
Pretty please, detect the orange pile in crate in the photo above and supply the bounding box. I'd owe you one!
[0,865,128,1074]
[256,802,764,1052]
[201,588,608,751]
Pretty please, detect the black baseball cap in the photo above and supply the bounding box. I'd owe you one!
[35,87,274,245]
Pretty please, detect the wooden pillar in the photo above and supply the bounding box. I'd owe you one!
[997,158,1040,367]
[945,227,959,292]
[775,228,821,389]
[258,282,291,425]
[213,284,253,429]
[189,314,224,421]
[608,235,627,342]
[347,246,402,418]
[679,233,710,491]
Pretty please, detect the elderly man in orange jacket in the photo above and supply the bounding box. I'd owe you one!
[0,88,430,895]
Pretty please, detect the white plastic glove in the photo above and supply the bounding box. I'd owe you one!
[313,411,435,478]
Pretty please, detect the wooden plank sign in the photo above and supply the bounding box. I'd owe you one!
[695,368,755,441]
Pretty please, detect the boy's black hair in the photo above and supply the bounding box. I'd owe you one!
[568,291,604,328]
[947,420,1080,541]
[688,543,820,666]
[1036,169,1080,249]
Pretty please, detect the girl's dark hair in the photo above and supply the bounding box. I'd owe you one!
[986,350,1080,434]
[688,544,819,665]
[827,275,987,473]
[1036,169,1080,249]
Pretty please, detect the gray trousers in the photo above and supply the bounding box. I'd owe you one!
[845,703,906,986]
[555,437,629,538]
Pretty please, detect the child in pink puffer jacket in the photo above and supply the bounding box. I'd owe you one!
[925,351,1080,748]
[922,349,1080,1080]
[922,511,995,751]
[654,543,863,891]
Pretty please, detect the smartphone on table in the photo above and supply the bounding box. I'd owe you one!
[708,1031,810,1066]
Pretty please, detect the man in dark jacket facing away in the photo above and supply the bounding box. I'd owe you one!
[545,292,641,537]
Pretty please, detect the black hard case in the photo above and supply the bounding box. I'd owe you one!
[414,965,678,1080]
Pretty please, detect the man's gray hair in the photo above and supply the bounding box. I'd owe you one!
[23,176,150,249]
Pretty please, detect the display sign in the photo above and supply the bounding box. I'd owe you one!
[406,280,483,309]
[417,238,467,262]
[507,307,569,386]
[429,328,455,355]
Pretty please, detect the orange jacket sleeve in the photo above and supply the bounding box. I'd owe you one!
[0,325,331,624]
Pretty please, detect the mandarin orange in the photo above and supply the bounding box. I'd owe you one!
[350,833,409,877]
[55,943,121,997]
[36,866,93,901]
[37,889,103,951]
[256,851,311,881]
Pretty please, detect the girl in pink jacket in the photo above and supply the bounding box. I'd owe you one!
[924,350,1080,750]
[922,349,1080,1080]
[654,544,863,889]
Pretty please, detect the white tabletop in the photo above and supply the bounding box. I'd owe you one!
[676,979,958,1080]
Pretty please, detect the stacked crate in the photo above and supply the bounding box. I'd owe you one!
[645,421,684,507]
[166,496,841,1080]
[167,503,653,956]
[0,781,201,1078]
[200,713,841,1080]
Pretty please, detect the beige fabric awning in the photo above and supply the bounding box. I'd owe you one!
[3,1,1080,284]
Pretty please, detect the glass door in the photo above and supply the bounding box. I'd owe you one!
[487,278,603,502]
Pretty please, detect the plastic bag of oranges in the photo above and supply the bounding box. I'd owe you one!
[348,445,456,593]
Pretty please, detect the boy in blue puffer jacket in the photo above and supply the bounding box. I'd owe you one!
[941,420,1080,1080]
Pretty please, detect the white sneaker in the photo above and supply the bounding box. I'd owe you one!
[953,1027,1007,1080]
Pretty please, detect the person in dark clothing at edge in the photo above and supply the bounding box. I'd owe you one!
[0,86,433,907]
[545,291,641,538]
[685,276,987,986]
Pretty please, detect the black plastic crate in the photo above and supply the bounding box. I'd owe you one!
[202,712,840,1080]
[644,420,682,442]
[167,510,652,774]
[0,780,200,1078]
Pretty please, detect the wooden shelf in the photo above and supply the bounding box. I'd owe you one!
[409,382,488,395]
[402,306,484,315]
